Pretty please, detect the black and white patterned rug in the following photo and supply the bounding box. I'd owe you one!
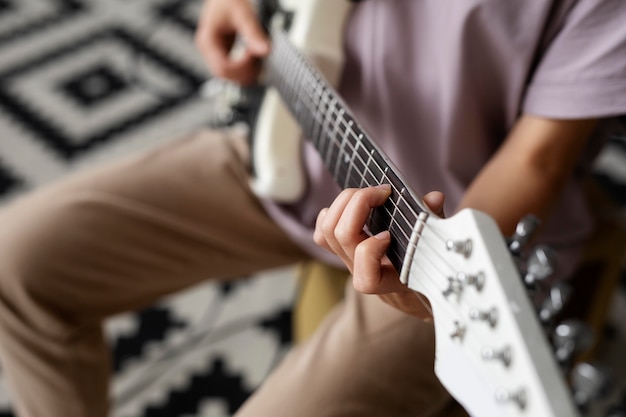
[0,1,624,417]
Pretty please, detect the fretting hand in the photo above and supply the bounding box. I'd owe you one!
[314,184,446,319]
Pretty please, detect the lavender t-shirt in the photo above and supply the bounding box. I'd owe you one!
[263,0,626,273]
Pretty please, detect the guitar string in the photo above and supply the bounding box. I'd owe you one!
[355,0,465,326]
[266,34,491,323]
[268,32,427,242]
[266,28,532,390]
[270,30,451,249]
[267,33,462,275]
[266,33,474,300]
[266,37,459,317]
[266,53,427,267]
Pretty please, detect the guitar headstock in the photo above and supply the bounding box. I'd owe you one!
[404,208,580,417]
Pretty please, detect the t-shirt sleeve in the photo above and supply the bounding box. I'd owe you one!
[522,0,626,119]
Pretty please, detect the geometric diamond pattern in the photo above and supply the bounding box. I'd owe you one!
[0,27,205,160]
[58,63,130,108]
[0,0,15,15]
[0,161,20,195]
[0,0,85,47]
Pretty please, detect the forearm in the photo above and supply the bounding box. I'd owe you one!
[458,149,572,236]
[457,115,597,235]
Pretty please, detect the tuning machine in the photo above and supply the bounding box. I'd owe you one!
[571,362,614,414]
[523,245,557,289]
[539,282,573,325]
[507,215,559,292]
[508,214,541,257]
[552,319,595,368]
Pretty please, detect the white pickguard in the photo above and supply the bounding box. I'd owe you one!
[250,0,352,202]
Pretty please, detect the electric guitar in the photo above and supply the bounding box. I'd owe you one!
[232,0,583,415]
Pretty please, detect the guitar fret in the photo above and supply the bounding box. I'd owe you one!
[368,206,406,271]
[361,148,376,188]
[367,157,385,185]
[294,58,304,119]
[310,82,323,147]
[305,71,319,137]
[310,81,325,152]
[333,120,348,181]
[342,132,360,189]
[332,116,353,181]
[399,197,418,227]
[318,89,331,149]
[326,108,344,168]
[390,187,403,227]
[319,98,333,161]
[346,139,365,188]
[301,68,314,135]
[335,120,364,188]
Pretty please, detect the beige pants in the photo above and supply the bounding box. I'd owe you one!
[0,129,465,417]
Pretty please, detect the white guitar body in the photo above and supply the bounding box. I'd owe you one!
[250,0,352,202]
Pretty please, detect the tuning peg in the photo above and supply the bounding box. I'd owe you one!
[508,214,541,256]
[571,362,613,413]
[538,282,573,325]
[553,320,594,367]
[523,245,557,288]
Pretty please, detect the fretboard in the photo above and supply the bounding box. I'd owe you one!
[265,30,428,271]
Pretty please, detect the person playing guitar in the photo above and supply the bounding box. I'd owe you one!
[0,0,625,416]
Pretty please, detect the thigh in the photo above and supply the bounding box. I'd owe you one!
[0,128,308,330]
[237,285,468,417]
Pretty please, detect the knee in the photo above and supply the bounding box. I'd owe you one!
[0,194,83,334]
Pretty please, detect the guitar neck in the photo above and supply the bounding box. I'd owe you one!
[265,30,430,271]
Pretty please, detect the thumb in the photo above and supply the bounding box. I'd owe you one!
[423,191,445,217]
